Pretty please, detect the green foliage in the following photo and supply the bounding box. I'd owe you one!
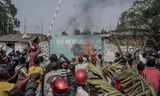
[103,63,123,77]
[88,79,124,96]
[88,63,105,79]
[88,64,156,96]
[74,29,81,35]
[118,69,156,96]
[117,0,160,45]
[62,31,68,35]
[88,63,124,95]
[0,0,20,35]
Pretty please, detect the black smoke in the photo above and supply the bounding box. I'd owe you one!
[66,0,133,33]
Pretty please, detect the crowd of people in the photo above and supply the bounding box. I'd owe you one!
[0,43,160,96]
[0,44,93,96]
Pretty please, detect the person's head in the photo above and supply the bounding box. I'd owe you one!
[115,52,120,58]
[34,58,40,66]
[62,62,69,69]
[52,77,69,95]
[10,51,15,56]
[71,58,76,63]
[19,56,26,64]
[69,64,75,73]
[83,57,88,63]
[78,57,83,64]
[97,54,102,59]
[75,69,87,86]
[38,56,44,63]
[142,53,147,58]
[0,69,10,81]
[49,54,58,62]
[137,61,145,72]
[5,56,11,64]
[126,53,132,58]
[8,88,23,96]
[51,62,58,70]
[147,57,156,67]
[31,45,37,52]
[15,50,21,56]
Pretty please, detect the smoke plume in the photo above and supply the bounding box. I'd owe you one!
[67,0,133,33]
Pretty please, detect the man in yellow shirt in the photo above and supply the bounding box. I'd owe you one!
[0,81,14,96]
[28,58,44,95]
[28,57,44,76]
[0,68,31,96]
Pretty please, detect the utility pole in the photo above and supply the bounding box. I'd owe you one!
[24,18,26,33]
[74,5,77,30]
[109,20,112,31]
[41,20,44,34]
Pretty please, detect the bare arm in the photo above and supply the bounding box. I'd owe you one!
[14,76,30,89]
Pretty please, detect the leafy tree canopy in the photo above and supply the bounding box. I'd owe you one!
[0,0,20,35]
[117,0,160,45]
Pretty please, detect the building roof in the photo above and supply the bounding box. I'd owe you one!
[0,34,38,42]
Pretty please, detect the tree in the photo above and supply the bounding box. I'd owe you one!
[117,0,160,46]
[81,29,92,35]
[62,31,68,35]
[73,29,81,35]
[0,0,20,35]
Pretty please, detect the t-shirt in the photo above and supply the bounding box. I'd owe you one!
[142,67,160,91]
[75,87,89,96]
[44,70,59,96]
[28,52,38,67]
[75,63,88,72]
[0,81,14,96]
[28,66,44,76]
[139,54,147,64]
[28,66,44,94]
[15,64,27,82]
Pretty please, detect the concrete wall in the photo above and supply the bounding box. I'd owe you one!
[0,42,6,50]
[15,42,29,52]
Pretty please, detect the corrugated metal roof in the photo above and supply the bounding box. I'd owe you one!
[0,34,38,42]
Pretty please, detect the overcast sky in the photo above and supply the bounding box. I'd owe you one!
[12,0,133,35]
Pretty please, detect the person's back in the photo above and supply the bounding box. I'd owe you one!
[27,58,44,96]
[44,62,59,96]
[0,81,15,96]
[142,67,160,90]
[15,57,27,82]
[139,52,147,65]
[75,57,88,72]
[142,57,160,91]
[28,66,43,76]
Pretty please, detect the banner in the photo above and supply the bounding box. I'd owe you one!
[51,35,103,60]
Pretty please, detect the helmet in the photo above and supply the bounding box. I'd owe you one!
[52,77,69,95]
[75,69,87,85]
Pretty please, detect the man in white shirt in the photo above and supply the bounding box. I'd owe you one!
[75,69,89,96]
[75,57,88,72]
[75,86,89,96]
[139,53,147,64]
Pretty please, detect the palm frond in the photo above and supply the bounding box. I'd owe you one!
[118,69,157,96]
[88,63,105,79]
[88,63,156,96]
[88,79,125,96]
[102,63,123,77]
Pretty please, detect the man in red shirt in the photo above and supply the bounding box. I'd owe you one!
[142,57,160,92]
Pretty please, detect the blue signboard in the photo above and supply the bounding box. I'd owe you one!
[51,35,103,60]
